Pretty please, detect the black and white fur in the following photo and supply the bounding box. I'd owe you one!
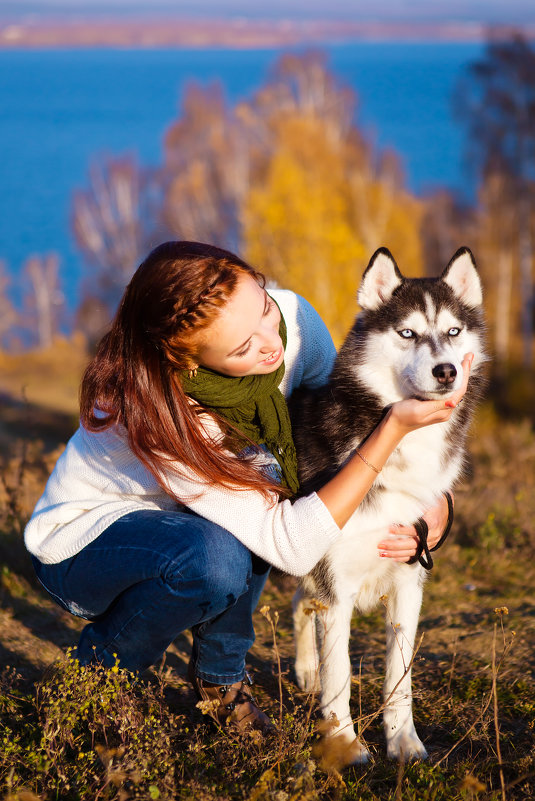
[290,247,487,764]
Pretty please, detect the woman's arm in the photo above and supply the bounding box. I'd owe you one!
[316,354,472,529]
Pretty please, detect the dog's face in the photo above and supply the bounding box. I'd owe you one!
[356,248,486,403]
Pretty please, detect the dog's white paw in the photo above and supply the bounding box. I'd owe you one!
[318,732,371,768]
[294,661,321,693]
[386,728,428,762]
[314,731,370,770]
[342,736,371,766]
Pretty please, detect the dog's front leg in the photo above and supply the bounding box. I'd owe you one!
[383,569,428,761]
[317,598,370,765]
[292,585,321,692]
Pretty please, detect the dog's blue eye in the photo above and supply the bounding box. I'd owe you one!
[399,329,416,339]
[448,327,461,337]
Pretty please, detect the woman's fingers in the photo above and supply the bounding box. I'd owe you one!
[378,490,454,562]
[445,353,473,408]
[420,494,450,548]
[382,517,442,554]
[377,533,419,560]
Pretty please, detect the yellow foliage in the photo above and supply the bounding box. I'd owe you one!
[244,109,425,343]
[162,55,427,346]
[244,115,366,344]
[355,183,425,275]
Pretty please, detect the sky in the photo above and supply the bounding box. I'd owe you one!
[2,0,535,24]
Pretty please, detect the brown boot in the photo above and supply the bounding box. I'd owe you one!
[187,660,276,735]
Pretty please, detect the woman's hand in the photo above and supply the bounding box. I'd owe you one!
[377,492,453,562]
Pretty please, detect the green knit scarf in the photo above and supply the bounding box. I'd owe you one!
[180,310,299,495]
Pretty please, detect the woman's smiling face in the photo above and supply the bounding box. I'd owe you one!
[193,275,284,377]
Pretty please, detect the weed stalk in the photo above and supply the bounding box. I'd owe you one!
[433,606,516,771]
[492,608,509,801]
[259,605,284,734]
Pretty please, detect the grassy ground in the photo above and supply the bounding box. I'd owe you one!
[0,349,534,800]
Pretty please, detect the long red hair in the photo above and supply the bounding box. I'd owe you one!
[80,241,287,502]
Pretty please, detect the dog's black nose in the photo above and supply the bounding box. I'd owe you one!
[432,363,457,385]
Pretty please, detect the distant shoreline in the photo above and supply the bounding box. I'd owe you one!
[0,17,531,49]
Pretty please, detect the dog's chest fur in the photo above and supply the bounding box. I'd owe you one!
[297,413,462,609]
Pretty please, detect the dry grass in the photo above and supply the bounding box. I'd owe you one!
[0,335,87,417]
[0,349,534,800]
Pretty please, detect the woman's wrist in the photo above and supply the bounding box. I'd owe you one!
[375,406,406,450]
[317,411,404,528]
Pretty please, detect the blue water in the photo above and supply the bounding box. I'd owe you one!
[0,43,483,308]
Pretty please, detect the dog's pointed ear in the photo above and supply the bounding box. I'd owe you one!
[441,247,483,308]
[358,248,403,310]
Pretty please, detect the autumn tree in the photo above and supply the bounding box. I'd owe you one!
[243,53,424,342]
[72,155,148,340]
[346,148,425,278]
[23,253,64,349]
[456,32,535,367]
[420,190,474,273]
[243,107,366,343]
[0,261,18,349]
[74,52,427,344]
[473,171,522,369]
[161,82,254,252]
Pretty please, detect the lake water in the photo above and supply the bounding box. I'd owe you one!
[0,42,483,308]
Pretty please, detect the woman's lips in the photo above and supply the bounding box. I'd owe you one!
[260,346,283,365]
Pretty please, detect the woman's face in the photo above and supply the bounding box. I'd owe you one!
[193,275,284,377]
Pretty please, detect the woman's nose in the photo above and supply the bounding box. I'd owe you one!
[259,331,281,353]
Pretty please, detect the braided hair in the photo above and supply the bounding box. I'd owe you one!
[80,241,287,502]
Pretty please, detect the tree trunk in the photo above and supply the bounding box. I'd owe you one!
[494,248,513,371]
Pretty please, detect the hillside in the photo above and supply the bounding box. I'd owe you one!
[0,349,534,799]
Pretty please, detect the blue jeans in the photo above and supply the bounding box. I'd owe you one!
[32,510,271,683]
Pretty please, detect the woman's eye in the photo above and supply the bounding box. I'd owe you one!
[264,299,275,316]
[448,327,461,337]
[399,329,416,339]
[235,341,252,358]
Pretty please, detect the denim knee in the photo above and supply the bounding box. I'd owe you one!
[161,521,253,608]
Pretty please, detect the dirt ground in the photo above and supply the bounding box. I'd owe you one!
[1,367,534,799]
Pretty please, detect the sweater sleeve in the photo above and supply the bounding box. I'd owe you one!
[160,461,341,576]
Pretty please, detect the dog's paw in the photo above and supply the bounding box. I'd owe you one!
[294,661,321,693]
[342,737,371,766]
[386,729,428,762]
[316,733,371,768]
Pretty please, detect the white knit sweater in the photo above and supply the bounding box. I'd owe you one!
[24,289,341,576]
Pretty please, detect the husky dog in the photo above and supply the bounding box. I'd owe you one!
[290,247,486,764]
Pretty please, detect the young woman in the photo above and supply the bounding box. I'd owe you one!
[25,241,472,735]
